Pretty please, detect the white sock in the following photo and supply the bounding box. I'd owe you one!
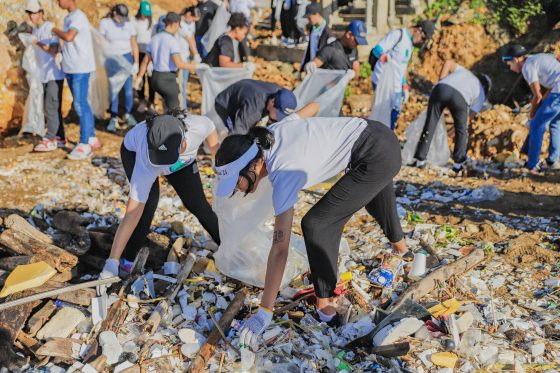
[317,308,335,322]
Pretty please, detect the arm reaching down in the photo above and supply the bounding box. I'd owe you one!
[529,81,543,119]
[108,197,146,261]
[205,129,220,156]
[172,54,196,73]
[296,101,320,118]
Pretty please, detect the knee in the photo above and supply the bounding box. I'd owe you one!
[301,212,322,241]
[72,100,83,115]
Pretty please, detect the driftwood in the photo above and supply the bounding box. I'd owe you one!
[26,300,57,337]
[389,249,485,312]
[146,249,197,334]
[3,215,52,244]
[0,229,77,272]
[188,288,249,373]
[52,211,92,256]
[36,337,81,359]
[0,292,40,369]
[0,255,32,271]
[0,277,120,311]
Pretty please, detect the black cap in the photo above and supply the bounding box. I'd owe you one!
[147,115,185,166]
[418,20,436,39]
[112,4,129,22]
[164,11,181,25]
[305,3,322,16]
[502,44,527,60]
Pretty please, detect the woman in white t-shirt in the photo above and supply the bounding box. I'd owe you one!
[25,0,66,152]
[99,4,140,132]
[131,1,155,113]
[214,118,408,349]
[99,110,220,278]
[178,7,201,110]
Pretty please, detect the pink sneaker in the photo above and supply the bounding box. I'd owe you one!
[88,137,102,150]
[67,143,92,160]
[34,138,57,152]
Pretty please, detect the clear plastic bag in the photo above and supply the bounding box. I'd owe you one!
[18,33,45,137]
[401,109,450,166]
[369,60,399,128]
[196,63,254,138]
[201,1,229,53]
[104,55,133,103]
[294,69,354,117]
[88,28,110,118]
[213,178,309,289]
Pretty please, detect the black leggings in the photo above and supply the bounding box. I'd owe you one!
[120,144,220,260]
[151,71,180,111]
[415,83,469,163]
[301,120,404,298]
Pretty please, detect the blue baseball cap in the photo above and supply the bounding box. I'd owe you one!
[274,89,297,121]
[348,20,368,45]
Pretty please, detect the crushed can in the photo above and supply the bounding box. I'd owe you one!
[368,254,404,288]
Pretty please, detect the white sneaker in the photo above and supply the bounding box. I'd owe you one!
[88,137,102,150]
[34,138,57,152]
[67,143,92,160]
[107,117,119,133]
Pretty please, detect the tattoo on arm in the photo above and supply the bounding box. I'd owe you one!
[273,230,285,244]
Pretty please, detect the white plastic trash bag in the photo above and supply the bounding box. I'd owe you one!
[401,109,450,166]
[213,178,309,289]
[19,33,45,137]
[197,64,254,137]
[89,28,110,118]
[294,69,354,117]
[369,60,400,127]
[105,55,133,103]
[201,1,229,53]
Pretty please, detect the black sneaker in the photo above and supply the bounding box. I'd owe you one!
[326,313,342,328]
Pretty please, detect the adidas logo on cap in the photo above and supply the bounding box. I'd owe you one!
[158,144,167,151]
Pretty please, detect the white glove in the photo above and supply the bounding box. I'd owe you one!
[239,306,273,350]
[134,77,143,91]
[132,63,139,74]
[403,89,410,103]
[193,54,202,64]
[243,62,257,72]
[305,62,317,75]
[97,258,119,295]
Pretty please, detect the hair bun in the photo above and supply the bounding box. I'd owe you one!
[248,127,275,150]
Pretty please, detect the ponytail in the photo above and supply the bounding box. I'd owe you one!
[247,127,275,151]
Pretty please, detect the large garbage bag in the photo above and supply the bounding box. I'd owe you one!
[401,109,450,166]
[213,178,309,289]
[196,63,254,137]
[18,33,45,137]
[368,59,400,128]
[294,69,354,117]
[105,55,133,104]
[201,1,229,53]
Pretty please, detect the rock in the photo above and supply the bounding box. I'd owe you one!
[373,317,424,346]
[479,346,499,367]
[114,361,134,373]
[99,331,123,365]
[36,308,86,340]
[178,328,205,358]
[530,342,545,357]
[346,94,373,113]
[505,329,527,344]
[430,352,458,368]
[544,278,560,287]
[456,311,474,334]
[498,350,515,364]
[170,221,184,235]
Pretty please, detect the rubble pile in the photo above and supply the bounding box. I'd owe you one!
[254,59,298,91]
[0,141,559,372]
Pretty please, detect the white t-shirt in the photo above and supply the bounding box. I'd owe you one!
[178,20,196,61]
[147,31,181,72]
[438,65,485,113]
[61,9,96,74]
[371,28,413,92]
[230,0,256,22]
[32,21,65,83]
[99,18,137,55]
[131,17,152,53]
[264,117,367,215]
[123,115,215,203]
[522,54,560,94]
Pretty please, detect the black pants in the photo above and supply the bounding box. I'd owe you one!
[44,80,64,140]
[415,83,469,163]
[301,120,404,298]
[280,5,302,41]
[151,71,180,111]
[137,52,155,103]
[120,144,220,260]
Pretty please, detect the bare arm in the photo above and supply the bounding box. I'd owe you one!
[219,54,244,68]
[296,101,320,118]
[205,129,220,156]
[352,60,360,80]
[260,208,294,310]
[438,60,457,81]
[172,54,196,72]
[35,41,59,57]
[137,53,151,80]
[188,35,198,59]
[131,36,139,65]
[52,27,78,43]
[108,198,146,260]
[529,81,543,118]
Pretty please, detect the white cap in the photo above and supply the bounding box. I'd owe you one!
[25,0,42,13]
[215,143,259,197]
